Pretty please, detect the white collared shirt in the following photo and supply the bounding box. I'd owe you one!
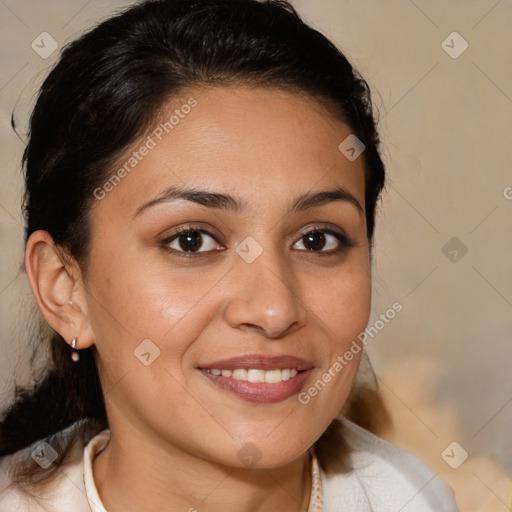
[0,416,459,511]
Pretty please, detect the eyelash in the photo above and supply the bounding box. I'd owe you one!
[160,224,356,260]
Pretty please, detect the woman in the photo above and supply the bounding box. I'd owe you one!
[0,0,459,510]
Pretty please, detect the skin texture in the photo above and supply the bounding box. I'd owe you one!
[25,85,371,512]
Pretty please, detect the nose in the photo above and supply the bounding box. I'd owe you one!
[223,246,308,339]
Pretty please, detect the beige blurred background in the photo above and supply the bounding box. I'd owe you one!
[1,1,511,510]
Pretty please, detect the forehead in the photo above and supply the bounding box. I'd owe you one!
[91,85,366,220]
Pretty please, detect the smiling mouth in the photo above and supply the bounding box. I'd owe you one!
[197,354,314,403]
[204,368,300,383]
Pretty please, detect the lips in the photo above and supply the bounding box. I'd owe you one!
[197,354,314,404]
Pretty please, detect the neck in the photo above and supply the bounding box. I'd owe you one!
[92,425,312,512]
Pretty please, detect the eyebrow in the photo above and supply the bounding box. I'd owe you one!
[132,184,364,220]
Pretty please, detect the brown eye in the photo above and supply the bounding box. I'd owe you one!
[177,231,203,252]
[162,228,223,257]
[294,229,347,252]
[303,231,326,251]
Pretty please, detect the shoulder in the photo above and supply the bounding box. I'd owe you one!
[321,417,459,512]
[0,422,92,512]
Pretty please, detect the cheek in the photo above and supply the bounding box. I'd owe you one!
[84,245,235,401]
[304,257,371,345]
[87,245,221,340]
[295,266,370,425]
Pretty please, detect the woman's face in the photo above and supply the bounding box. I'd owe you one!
[84,85,371,468]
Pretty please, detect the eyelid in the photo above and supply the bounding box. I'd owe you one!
[161,223,222,244]
[297,223,356,248]
[299,222,342,237]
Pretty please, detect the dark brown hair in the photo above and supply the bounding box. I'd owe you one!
[1,0,389,495]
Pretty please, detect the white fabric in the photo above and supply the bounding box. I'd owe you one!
[0,417,459,511]
[323,418,459,511]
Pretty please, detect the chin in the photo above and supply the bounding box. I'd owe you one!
[225,433,315,470]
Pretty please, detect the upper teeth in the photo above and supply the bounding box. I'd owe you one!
[205,368,298,383]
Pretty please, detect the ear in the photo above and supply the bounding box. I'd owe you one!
[24,229,95,350]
